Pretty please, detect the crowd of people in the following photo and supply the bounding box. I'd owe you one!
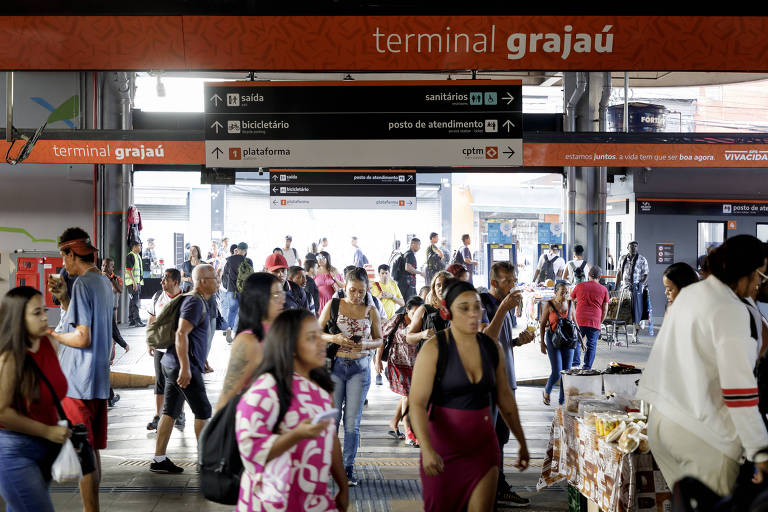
[4,227,768,511]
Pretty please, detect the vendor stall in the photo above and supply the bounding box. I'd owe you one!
[537,369,671,512]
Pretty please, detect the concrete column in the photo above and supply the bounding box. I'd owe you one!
[101,72,134,322]
[563,72,609,270]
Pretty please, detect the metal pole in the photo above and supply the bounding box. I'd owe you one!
[6,72,13,141]
[623,72,629,133]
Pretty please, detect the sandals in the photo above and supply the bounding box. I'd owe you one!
[387,428,405,440]
[405,430,420,448]
[542,392,551,406]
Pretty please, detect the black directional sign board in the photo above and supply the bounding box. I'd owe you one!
[206,84,523,113]
[205,80,522,168]
[269,170,416,210]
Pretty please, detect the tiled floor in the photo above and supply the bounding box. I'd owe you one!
[5,309,657,511]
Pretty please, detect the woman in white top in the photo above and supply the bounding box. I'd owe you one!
[637,235,768,496]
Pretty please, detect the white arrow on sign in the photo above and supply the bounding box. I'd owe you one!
[503,92,515,105]
[210,94,223,106]
[272,186,278,193]
[211,121,223,134]
[503,120,515,132]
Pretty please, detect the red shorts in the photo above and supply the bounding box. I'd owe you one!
[61,397,108,450]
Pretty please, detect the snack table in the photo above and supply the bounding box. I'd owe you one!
[537,408,672,512]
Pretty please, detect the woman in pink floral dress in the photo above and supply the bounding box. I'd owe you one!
[236,309,348,512]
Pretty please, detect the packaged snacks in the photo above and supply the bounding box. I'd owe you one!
[561,370,603,415]
[605,421,628,442]
[638,434,650,454]
[617,423,643,453]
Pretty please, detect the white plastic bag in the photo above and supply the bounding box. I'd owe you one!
[51,421,82,483]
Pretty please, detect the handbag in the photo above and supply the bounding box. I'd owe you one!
[324,298,342,370]
[548,301,579,350]
[28,357,96,476]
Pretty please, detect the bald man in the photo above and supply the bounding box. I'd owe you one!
[150,264,218,474]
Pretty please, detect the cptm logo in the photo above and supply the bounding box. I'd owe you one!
[485,146,498,159]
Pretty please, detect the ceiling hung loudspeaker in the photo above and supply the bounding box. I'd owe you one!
[606,103,667,132]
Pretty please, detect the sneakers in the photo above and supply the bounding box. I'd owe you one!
[405,430,419,448]
[108,393,120,408]
[225,328,233,344]
[497,490,531,508]
[345,466,358,487]
[147,415,160,430]
[149,458,184,474]
[175,411,186,432]
[375,373,383,386]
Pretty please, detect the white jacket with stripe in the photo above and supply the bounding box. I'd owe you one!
[637,275,768,462]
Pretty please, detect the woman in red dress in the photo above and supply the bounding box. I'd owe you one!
[410,279,530,512]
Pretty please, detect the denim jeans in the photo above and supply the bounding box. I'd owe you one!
[571,339,582,369]
[0,430,58,512]
[331,355,371,468]
[221,291,239,331]
[544,331,574,405]
[578,326,600,370]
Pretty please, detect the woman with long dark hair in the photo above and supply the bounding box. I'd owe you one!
[540,282,575,406]
[662,262,699,305]
[0,287,72,511]
[320,266,382,487]
[315,250,344,314]
[215,273,284,411]
[410,279,529,512]
[639,235,768,495]
[236,309,348,511]
[181,245,203,292]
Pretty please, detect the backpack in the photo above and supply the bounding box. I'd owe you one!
[573,261,588,283]
[324,298,342,369]
[452,248,465,265]
[428,329,499,417]
[198,390,244,505]
[548,301,578,350]
[427,246,445,272]
[390,252,406,281]
[146,293,207,350]
[538,254,559,283]
[236,258,254,293]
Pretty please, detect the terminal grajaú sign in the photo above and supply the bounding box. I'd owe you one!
[204,80,523,168]
[2,16,768,71]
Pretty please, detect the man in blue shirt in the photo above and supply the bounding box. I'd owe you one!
[151,264,218,474]
[481,261,535,509]
[48,227,114,512]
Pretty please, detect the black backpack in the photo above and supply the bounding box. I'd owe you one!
[198,391,245,505]
[537,254,559,283]
[548,301,578,350]
[390,252,405,280]
[573,261,588,283]
[324,298,342,369]
[452,248,465,265]
[427,246,445,272]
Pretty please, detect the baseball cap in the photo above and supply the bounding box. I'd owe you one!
[237,242,248,250]
[265,253,289,272]
[285,235,292,240]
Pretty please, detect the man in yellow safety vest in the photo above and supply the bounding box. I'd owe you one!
[125,241,145,327]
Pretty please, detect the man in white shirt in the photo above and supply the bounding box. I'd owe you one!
[282,235,301,267]
[562,245,590,285]
[146,268,184,431]
[533,245,565,283]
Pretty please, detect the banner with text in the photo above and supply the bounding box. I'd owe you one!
[2,16,768,71]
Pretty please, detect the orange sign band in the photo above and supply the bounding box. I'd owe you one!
[1,16,768,71]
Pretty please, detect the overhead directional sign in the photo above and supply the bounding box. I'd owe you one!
[269,170,416,210]
[204,80,523,168]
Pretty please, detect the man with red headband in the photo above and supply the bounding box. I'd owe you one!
[47,227,114,512]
